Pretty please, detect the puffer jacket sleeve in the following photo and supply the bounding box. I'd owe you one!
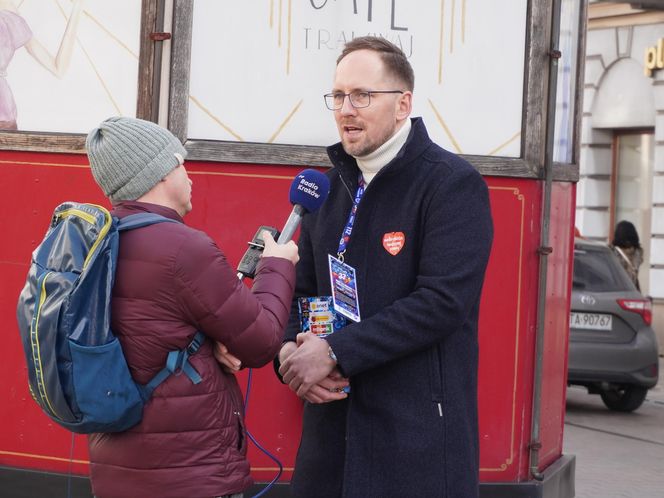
[174,229,295,368]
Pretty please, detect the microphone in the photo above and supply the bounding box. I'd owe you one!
[236,169,330,279]
[278,169,330,244]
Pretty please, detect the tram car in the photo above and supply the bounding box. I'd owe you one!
[0,1,585,496]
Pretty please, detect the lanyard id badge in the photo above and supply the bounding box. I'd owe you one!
[329,173,364,322]
[328,254,361,322]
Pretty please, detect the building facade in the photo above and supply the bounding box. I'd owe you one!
[578,1,664,348]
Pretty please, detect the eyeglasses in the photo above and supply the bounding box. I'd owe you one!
[323,90,404,110]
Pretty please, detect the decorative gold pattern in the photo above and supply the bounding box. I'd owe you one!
[0,160,295,181]
[438,0,467,83]
[77,44,122,114]
[187,92,305,144]
[438,0,445,84]
[269,0,274,28]
[0,448,296,472]
[0,159,89,168]
[81,8,138,59]
[286,0,292,74]
[487,132,522,156]
[278,0,283,47]
[450,0,455,53]
[0,448,296,471]
[188,170,293,180]
[53,0,123,115]
[427,99,462,153]
[462,0,466,42]
[427,100,520,156]
[188,95,244,141]
[479,186,525,473]
[0,449,88,465]
[267,99,302,143]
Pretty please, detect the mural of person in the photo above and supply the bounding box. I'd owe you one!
[0,0,84,130]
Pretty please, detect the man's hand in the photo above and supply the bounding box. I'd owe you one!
[280,340,348,403]
[301,368,349,404]
[213,341,241,373]
[279,332,336,397]
[279,341,298,365]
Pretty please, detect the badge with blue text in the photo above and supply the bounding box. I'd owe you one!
[328,254,361,322]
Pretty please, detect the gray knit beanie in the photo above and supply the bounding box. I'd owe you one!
[86,117,187,202]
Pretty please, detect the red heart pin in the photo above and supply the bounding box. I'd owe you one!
[382,232,405,256]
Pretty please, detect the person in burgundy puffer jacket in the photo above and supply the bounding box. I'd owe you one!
[84,116,298,498]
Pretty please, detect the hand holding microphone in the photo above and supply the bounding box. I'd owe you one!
[220,169,330,371]
[236,169,330,279]
[261,230,299,265]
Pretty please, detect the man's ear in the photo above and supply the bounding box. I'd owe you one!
[396,91,413,121]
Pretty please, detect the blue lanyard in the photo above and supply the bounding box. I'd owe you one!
[337,175,365,261]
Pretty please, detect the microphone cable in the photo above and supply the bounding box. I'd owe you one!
[244,367,284,497]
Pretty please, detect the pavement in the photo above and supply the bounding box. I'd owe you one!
[564,357,664,498]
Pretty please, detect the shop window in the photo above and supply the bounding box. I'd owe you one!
[610,130,654,293]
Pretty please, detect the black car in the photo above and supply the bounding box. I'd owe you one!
[567,238,659,412]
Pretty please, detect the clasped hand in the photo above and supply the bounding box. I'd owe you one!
[278,333,349,403]
[213,332,349,403]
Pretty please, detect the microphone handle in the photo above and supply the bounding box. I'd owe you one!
[277,204,306,244]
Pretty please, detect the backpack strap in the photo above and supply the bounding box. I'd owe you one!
[117,212,180,231]
[116,214,204,400]
[139,331,207,401]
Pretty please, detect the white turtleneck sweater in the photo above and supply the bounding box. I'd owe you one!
[354,118,412,185]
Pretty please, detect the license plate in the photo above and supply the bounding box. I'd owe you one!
[570,312,613,331]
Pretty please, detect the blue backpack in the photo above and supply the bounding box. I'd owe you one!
[16,202,205,434]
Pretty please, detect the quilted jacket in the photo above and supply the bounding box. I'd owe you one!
[88,201,295,498]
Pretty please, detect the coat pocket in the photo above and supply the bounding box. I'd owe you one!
[428,345,444,403]
[229,387,247,454]
[234,409,246,453]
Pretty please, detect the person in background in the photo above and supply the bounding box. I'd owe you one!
[85,116,298,498]
[611,220,643,291]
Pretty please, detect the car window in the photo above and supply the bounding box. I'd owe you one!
[573,245,636,292]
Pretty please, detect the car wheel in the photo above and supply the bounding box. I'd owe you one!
[599,385,648,412]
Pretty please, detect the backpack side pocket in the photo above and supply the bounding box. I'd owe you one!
[69,338,144,433]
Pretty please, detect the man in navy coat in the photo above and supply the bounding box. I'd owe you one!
[278,36,494,498]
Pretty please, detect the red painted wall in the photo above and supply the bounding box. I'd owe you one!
[536,181,576,471]
[0,151,575,484]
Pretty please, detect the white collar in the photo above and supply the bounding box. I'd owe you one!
[354,119,411,185]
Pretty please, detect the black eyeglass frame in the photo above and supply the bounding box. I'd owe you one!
[323,90,404,110]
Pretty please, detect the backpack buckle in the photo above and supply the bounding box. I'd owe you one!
[186,331,206,355]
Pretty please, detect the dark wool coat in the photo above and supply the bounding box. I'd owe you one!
[285,118,494,498]
[88,201,295,498]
